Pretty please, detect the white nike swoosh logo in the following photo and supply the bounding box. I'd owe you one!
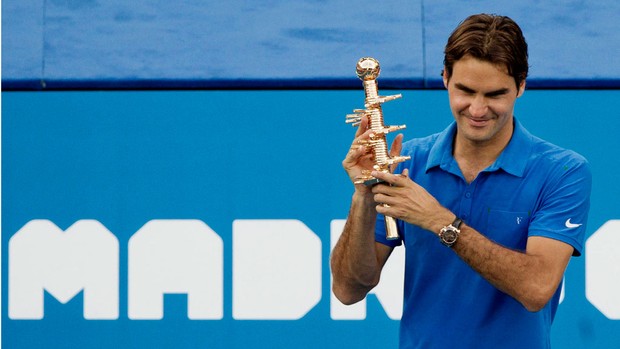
[565,218,582,229]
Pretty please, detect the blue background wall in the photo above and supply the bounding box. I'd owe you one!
[3,1,620,348]
[3,0,620,89]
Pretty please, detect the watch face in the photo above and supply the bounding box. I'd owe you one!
[440,227,459,246]
[443,229,458,244]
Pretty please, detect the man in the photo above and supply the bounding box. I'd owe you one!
[331,13,591,349]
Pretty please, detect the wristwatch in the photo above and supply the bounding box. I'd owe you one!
[439,217,463,247]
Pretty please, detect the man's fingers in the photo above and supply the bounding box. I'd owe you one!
[371,170,407,186]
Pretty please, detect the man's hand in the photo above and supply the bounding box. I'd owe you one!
[342,115,374,188]
[370,170,454,234]
[342,115,404,193]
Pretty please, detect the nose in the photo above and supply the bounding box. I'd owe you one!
[469,95,488,118]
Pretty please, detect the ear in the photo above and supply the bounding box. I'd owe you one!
[517,79,526,97]
[442,68,449,89]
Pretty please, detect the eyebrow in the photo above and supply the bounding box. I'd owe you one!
[454,83,510,97]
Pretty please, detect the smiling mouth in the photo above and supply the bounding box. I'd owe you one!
[466,117,490,127]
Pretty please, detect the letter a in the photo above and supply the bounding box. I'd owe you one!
[128,220,223,319]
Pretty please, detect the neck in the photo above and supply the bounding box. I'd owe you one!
[453,120,514,182]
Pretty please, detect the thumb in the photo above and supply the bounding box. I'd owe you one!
[389,133,404,173]
[390,133,404,158]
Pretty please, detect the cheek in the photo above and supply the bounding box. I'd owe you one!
[448,94,470,112]
[488,99,515,116]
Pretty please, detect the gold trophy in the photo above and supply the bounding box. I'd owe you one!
[346,57,411,240]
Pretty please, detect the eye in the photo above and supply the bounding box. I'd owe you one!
[454,83,476,95]
[486,89,510,98]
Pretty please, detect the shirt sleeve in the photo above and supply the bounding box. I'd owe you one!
[528,153,592,256]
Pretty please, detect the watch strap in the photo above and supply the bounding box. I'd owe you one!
[452,217,463,230]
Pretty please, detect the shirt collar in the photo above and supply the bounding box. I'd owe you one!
[426,118,532,177]
[426,122,457,173]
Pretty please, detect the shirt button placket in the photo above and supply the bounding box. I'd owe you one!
[461,183,475,221]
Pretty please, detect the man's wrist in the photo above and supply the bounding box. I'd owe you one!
[429,210,457,236]
[351,190,375,206]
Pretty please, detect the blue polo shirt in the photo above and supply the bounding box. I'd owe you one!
[375,119,591,349]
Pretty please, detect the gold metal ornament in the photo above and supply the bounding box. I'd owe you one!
[346,57,411,240]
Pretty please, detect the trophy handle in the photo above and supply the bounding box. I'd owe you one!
[384,215,400,240]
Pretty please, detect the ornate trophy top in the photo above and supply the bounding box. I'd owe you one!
[356,57,380,81]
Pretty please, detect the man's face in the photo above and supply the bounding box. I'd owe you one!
[443,55,525,147]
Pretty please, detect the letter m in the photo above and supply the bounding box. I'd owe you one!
[9,220,119,319]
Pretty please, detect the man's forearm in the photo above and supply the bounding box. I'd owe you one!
[331,192,383,304]
[452,223,572,312]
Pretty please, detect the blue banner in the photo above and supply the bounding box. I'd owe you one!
[2,90,620,348]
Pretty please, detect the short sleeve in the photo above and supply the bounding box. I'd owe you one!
[528,154,592,256]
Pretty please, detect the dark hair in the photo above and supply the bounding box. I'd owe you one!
[443,14,529,88]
